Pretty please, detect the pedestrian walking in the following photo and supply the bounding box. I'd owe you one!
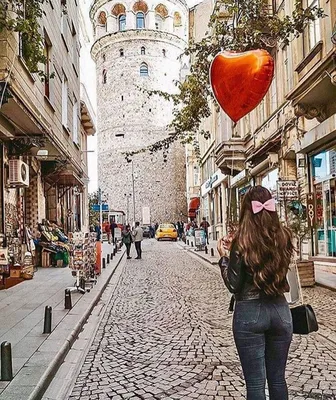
[105,222,111,244]
[110,219,117,243]
[132,222,143,259]
[122,224,133,259]
[200,217,210,244]
[217,186,294,400]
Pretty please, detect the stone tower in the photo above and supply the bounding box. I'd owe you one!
[90,0,188,224]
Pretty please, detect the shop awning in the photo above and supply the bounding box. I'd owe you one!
[188,197,200,217]
[48,170,85,187]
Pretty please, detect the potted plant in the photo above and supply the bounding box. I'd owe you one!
[286,200,315,287]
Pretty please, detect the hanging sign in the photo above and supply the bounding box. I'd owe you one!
[277,181,299,200]
[306,193,316,228]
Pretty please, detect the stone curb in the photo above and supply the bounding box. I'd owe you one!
[177,243,218,265]
[27,249,126,400]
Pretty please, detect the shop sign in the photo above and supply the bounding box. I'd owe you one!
[277,180,299,200]
[231,170,246,187]
[205,174,218,190]
[201,169,226,196]
[306,193,316,228]
[91,204,109,212]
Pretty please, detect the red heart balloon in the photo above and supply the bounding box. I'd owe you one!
[210,50,274,123]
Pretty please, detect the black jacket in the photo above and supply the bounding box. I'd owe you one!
[218,240,263,301]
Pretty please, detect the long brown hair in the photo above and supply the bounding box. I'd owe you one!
[235,186,294,296]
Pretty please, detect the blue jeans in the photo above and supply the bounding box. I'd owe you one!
[233,296,293,400]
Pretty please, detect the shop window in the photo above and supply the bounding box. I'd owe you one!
[136,12,145,29]
[140,62,148,76]
[119,14,126,31]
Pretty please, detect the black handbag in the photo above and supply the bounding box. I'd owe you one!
[290,304,318,335]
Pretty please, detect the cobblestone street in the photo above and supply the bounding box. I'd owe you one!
[68,240,336,400]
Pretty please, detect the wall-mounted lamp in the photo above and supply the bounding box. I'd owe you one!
[298,158,305,168]
[36,149,49,160]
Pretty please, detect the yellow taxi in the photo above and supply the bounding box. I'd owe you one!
[155,223,178,241]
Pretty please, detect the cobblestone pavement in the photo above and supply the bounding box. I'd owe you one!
[68,241,336,400]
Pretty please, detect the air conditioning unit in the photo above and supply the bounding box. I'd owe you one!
[9,160,29,187]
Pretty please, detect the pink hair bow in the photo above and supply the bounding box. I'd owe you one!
[251,199,276,214]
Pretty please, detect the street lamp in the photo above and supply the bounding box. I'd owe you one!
[127,159,136,224]
[124,193,132,224]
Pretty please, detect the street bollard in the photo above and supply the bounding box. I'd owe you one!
[43,306,52,334]
[113,246,117,256]
[187,240,189,246]
[80,277,86,290]
[103,258,106,269]
[211,248,214,257]
[191,241,194,247]
[107,254,110,264]
[1,342,13,381]
[111,252,114,260]
[205,246,208,254]
[65,289,72,310]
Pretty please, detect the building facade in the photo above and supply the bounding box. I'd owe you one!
[90,0,188,224]
[191,0,336,278]
[0,0,93,268]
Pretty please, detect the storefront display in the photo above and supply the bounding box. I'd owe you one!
[310,148,336,257]
[35,220,70,268]
[68,232,97,293]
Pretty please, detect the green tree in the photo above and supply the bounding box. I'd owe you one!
[89,191,100,228]
[127,0,324,158]
[0,0,46,73]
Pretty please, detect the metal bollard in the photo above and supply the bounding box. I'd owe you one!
[107,254,110,264]
[1,342,13,381]
[211,248,214,257]
[205,246,208,254]
[65,289,72,310]
[43,306,52,334]
[103,258,106,269]
[191,241,194,247]
[111,252,113,260]
[187,240,189,246]
[113,246,117,256]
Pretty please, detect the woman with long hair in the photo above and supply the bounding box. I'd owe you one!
[218,186,294,400]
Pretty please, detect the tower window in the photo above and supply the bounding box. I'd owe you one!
[120,48,124,56]
[136,12,145,29]
[119,14,126,31]
[162,49,166,57]
[155,14,163,30]
[141,46,145,55]
[102,53,106,62]
[140,62,148,76]
[102,69,107,84]
[121,95,124,101]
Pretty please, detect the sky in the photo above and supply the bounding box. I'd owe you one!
[80,0,202,193]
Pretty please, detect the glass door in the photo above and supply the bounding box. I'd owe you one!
[314,179,336,256]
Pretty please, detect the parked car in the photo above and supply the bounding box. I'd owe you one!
[155,223,178,241]
[141,225,151,238]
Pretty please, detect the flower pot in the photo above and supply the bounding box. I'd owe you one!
[296,260,315,287]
